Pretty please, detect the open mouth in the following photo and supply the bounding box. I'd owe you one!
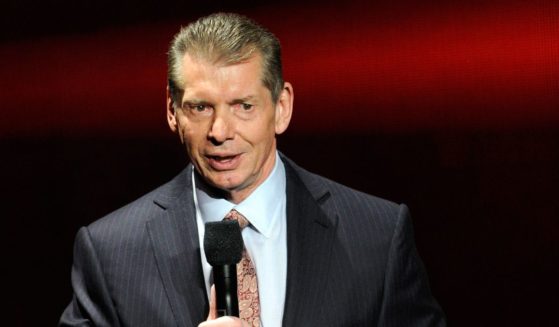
[206,154,242,170]
[208,154,237,162]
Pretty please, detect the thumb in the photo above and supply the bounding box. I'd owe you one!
[207,284,217,320]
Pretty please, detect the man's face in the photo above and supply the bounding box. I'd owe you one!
[167,53,292,203]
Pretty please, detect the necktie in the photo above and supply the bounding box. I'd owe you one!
[224,209,261,326]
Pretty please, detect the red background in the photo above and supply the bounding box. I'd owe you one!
[3,0,558,325]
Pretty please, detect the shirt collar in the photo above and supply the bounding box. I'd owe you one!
[194,151,286,238]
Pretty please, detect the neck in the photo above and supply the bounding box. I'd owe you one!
[195,151,278,204]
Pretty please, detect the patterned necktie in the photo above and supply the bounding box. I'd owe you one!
[224,209,261,327]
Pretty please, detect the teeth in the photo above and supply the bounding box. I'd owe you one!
[212,155,234,161]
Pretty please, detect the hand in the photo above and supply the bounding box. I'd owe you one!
[198,285,248,327]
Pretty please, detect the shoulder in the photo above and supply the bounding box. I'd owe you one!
[281,154,406,235]
[282,154,401,214]
[85,166,192,242]
[281,154,414,278]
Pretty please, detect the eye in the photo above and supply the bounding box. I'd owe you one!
[231,102,255,120]
[193,105,206,112]
[185,103,212,113]
[180,102,214,118]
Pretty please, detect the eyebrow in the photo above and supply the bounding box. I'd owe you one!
[181,99,211,106]
[181,95,257,107]
[229,95,256,104]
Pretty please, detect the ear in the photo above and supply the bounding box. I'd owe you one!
[274,82,294,135]
[166,86,178,133]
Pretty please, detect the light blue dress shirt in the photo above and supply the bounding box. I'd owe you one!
[193,152,287,327]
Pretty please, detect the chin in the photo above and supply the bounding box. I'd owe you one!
[209,173,244,191]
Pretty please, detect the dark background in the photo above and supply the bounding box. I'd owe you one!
[2,0,558,325]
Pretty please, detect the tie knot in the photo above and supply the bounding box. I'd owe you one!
[224,209,250,230]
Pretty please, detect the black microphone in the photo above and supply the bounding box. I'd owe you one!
[204,220,244,317]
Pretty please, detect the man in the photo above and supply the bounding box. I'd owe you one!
[60,13,445,327]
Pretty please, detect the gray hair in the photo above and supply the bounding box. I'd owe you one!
[167,13,284,107]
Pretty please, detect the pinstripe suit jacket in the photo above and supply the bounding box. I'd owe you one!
[60,155,445,326]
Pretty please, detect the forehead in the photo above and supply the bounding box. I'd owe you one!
[179,53,268,100]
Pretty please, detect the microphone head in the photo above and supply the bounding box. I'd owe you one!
[204,220,244,266]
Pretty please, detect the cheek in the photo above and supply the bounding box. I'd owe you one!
[177,117,196,140]
[180,127,196,146]
[249,123,277,155]
[178,125,191,144]
[180,124,210,155]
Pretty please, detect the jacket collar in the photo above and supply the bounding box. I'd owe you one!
[280,155,339,326]
[146,166,208,326]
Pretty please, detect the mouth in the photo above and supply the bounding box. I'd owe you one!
[206,153,242,171]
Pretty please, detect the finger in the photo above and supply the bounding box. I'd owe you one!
[199,316,244,327]
[207,284,217,321]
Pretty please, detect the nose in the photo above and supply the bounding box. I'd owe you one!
[208,107,234,144]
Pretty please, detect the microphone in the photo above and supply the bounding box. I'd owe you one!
[204,220,244,317]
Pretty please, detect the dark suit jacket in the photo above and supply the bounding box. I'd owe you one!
[60,155,445,326]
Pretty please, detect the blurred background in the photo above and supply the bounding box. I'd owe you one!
[2,0,558,325]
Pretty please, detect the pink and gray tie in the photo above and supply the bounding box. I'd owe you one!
[224,209,261,326]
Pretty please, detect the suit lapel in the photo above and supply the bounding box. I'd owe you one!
[146,167,208,326]
[281,159,338,326]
